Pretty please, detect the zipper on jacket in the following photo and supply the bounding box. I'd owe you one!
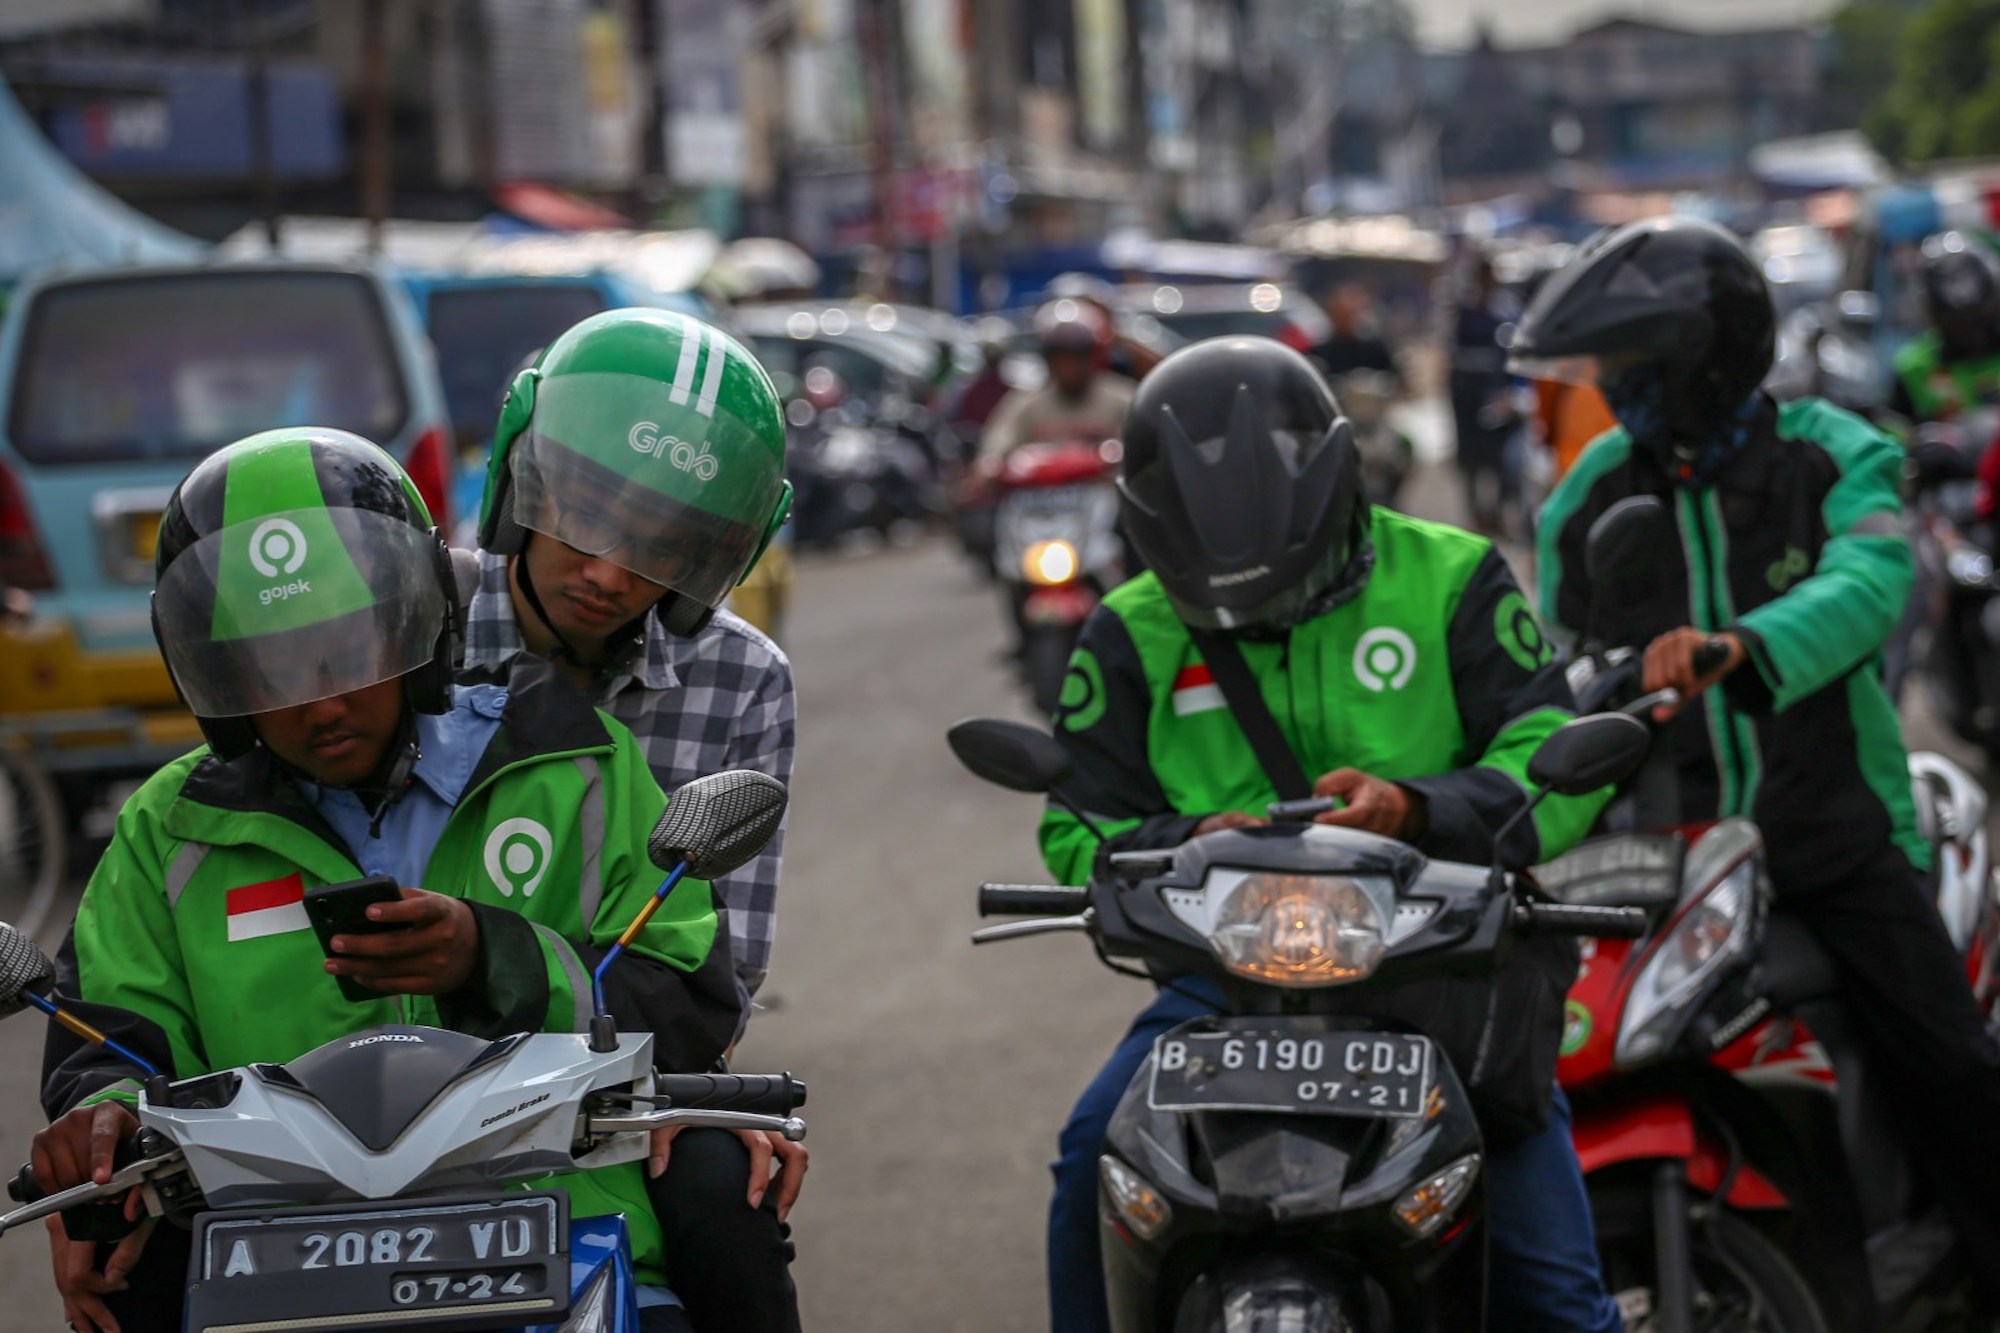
[1684,492,1751,813]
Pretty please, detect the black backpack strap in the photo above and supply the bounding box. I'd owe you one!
[1185,628,1314,801]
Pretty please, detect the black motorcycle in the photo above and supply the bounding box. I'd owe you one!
[947,715,1649,1331]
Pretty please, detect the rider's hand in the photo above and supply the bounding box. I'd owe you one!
[47,1210,155,1333]
[1194,811,1267,837]
[740,1128,808,1222]
[1642,628,1745,721]
[1312,768,1427,840]
[325,888,480,995]
[31,1102,138,1193]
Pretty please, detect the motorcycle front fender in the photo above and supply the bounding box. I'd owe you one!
[1571,1093,1789,1209]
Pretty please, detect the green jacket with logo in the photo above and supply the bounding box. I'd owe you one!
[1536,396,1924,893]
[43,658,742,1282]
[1891,329,2000,423]
[1041,508,1605,884]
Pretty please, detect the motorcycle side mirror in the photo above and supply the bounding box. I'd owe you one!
[0,922,54,1019]
[1583,495,1673,596]
[648,771,791,879]
[947,717,1073,794]
[590,771,791,1053]
[1527,713,1653,795]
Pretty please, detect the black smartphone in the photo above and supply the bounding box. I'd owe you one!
[1266,795,1339,822]
[304,876,405,1003]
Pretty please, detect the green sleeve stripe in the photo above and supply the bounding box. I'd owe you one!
[1040,806,1138,886]
[1534,427,1631,635]
[79,1079,144,1111]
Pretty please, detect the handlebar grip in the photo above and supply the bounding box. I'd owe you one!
[1518,902,1650,938]
[978,884,1088,917]
[7,1164,39,1204]
[1693,638,1732,675]
[653,1072,807,1117]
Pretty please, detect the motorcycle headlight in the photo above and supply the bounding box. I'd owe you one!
[1024,539,1079,585]
[1949,547,1995,588]
[1615,858,1760,1067]
[1208,872,1391,988]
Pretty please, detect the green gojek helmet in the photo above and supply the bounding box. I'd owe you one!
[152,427,458,760]
[478,308,792,636]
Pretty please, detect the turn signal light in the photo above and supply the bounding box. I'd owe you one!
[1100,1155,1172,1241]
[1393,1154,1480,1238]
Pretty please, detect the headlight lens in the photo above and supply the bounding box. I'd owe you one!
[1024,539,1079,585]
[1209,873,1390,988]
[1615,858,1760,1067]
[1949,547,1995,588]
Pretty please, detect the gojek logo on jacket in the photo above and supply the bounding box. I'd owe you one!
[1353,627,1417,692]
[485,818,554,898]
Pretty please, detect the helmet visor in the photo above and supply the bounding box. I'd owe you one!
[1505,349,1649,386]
[511,371,782,608]
[154,508,446,717]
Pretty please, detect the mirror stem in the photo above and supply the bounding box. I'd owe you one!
[590,860,690,1052]
[21,990,174,1104]
[1487,787,1552,896]
[1049,788,1111,845]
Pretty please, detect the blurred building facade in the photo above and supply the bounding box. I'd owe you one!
[0,1,1830,250]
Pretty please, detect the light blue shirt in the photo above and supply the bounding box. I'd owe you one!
[297,684,509,887]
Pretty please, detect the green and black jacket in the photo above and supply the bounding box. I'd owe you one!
[1891,329,2000,423]
[1537,396,1925,893]
[1041,508,1605,884]
[42,657,741,1281]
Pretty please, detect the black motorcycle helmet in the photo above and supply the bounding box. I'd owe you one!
[1508,216,1773,461]
[1118,337,1365,632]
[1921,231,2000,359]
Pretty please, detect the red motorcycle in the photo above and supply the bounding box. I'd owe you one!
[1548,496,1999,1333]
[990,439,1125,713]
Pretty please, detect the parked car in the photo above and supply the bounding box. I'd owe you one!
[0,259,450,813]
[1117,280,1331,352]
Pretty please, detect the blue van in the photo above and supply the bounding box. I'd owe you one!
[0,259,450,778]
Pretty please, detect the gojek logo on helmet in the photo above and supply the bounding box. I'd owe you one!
[1353,627,1418,692]
[628,422,719,480]
[484,818,554,898]
[249,518,313,606]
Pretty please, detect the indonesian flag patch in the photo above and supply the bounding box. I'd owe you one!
[225,872,308,942]
[1171,664,1225,717]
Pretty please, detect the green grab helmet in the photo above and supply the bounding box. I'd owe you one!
[478,307,793,636]
[152,427,458,760]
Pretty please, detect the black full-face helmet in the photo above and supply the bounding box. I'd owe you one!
[1921,231,2000,359]
[1118,337,1365,632]
[1509,216,1774,459]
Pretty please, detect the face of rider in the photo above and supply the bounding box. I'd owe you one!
[1046,345,1096,397]
[515,528,669,658]
[253,676,408,788]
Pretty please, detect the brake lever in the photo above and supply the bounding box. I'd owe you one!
[971,910,1094,946]
[0,1151,186,1239]
[1620,687,1681,719]
[585,1109,807,1142]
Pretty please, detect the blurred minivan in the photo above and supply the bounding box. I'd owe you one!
[0,260,450,773]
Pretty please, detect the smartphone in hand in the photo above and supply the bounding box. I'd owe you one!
[304,876,404,1003]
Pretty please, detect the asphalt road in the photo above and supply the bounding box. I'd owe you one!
[0,460,1988,1331]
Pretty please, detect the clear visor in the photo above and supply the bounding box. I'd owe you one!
[1505,350,1646,387]
[512,372,782,608]
[154,508,446,718]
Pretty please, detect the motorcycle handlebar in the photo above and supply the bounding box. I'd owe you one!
[1516,901,1650,938]
[1692,638,1732,676]
[979,884,1089,917]
[652,1073,807,1117]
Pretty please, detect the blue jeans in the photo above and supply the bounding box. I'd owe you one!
[1049,980,1623,1333]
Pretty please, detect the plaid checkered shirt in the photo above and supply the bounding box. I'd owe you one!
[463,549,796,1002]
